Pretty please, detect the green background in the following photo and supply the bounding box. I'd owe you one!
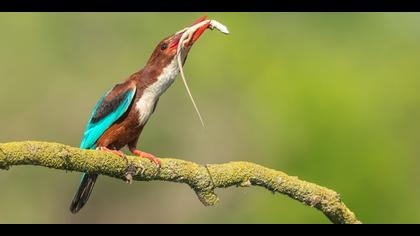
[0,13,419,223]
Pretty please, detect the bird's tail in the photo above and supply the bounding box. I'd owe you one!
[69,173,98,214]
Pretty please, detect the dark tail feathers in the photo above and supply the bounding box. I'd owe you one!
[69,173,98,214]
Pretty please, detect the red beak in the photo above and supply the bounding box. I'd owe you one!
[191,15,208,26]
[169,16,211,50]
[190,16,211,43]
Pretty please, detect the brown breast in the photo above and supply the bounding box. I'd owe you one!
[95,72,148,150]
[95,63,166,150]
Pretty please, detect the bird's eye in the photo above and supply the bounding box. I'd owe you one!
[161,44,168,51]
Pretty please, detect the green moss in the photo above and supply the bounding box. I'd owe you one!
[0,145,7,169]
[0,141,361,224]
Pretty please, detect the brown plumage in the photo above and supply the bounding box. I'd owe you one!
[70,16,212,214]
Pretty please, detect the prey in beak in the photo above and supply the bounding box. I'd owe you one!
[171,16,230,128]
[170,16,230,52]
[170,16,211,50]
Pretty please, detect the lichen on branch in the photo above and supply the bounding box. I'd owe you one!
[0,141,361,224]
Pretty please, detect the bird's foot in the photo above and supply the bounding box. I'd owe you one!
[97,146,144,184]
[129,148,161,168]
[97,146,126,158]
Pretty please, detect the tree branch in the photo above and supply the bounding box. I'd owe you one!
[0,141,361,224]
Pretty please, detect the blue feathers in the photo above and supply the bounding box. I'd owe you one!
[70,87,136,213]
[79,87,136,150]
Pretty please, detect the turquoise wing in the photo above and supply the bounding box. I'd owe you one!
[80,86,136,149]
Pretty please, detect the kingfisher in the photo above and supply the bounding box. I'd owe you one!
[69,16,228,214]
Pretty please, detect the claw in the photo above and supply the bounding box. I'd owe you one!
[96,146,143,183]
[129,148,161,169]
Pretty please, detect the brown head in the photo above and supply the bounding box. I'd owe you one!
[145,16,210,70]
[139,16,216,128]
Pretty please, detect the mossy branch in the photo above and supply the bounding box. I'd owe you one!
[0,141,360,224]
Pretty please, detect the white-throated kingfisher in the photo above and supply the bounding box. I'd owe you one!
[69,16,218,214]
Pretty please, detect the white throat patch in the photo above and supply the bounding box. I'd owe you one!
[135,58,179,126]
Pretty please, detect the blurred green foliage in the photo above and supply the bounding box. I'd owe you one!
[0,13,420,223]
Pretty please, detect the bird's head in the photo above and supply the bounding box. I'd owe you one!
[145,16,211,70]
[142,16,228,128]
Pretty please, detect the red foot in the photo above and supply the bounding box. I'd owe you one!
[97,147,126,158]
[129,148,161,168]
